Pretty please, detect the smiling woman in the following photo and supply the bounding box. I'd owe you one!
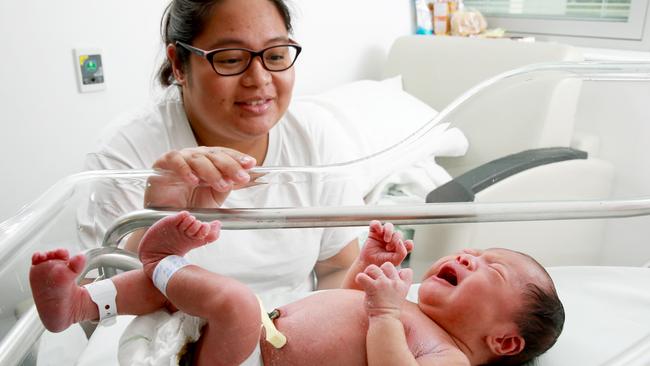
[77,0,364,294]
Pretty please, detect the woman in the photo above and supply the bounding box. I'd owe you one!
[79,0,363,294]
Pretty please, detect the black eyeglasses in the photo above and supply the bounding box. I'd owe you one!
[176,41,302,76]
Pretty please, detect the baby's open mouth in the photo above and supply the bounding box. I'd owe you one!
[436,266,458,286]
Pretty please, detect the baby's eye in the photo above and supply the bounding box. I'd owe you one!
[489,264,506,281]
[462,248,480,256]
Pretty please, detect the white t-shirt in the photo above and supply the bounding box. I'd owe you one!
[79,87,364,294]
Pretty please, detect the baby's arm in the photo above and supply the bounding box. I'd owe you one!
[356,262,418,365]
[356,263,468,366]
[341,221,413,290]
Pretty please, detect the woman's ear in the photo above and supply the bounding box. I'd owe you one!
[486,333,525,356]
[167,43,187,85]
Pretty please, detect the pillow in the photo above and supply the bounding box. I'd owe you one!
[290,77,468,200]
[293,76,438,158]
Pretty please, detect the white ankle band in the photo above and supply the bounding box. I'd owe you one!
[152,255,190,297]
[83,279,117,326]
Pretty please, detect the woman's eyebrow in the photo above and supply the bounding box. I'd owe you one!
[207,36,291,50]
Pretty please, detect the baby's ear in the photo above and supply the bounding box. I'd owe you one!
[486,333,525,356]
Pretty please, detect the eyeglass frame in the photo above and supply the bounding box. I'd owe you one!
[175,40,302,76]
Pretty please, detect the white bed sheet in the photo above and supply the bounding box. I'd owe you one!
[38,266,650,366]
[540,266,650,365]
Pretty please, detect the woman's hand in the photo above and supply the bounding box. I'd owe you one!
[360,221,414,268]
[144,147,256,209]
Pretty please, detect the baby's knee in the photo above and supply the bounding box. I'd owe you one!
[208,280,260,324]
[205,281,262,350]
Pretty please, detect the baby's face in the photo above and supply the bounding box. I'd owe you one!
[417,248,546,338]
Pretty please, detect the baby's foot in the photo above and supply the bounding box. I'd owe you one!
[29,249,89,332]
[139,211,221,278]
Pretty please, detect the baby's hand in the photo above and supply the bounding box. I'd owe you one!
[360,221,414,267]
[356,262,413,319]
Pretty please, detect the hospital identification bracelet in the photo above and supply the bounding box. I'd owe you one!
[152,255,191,297]
[83,279,118,326]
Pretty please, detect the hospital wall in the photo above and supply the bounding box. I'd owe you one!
[0,0,413,223]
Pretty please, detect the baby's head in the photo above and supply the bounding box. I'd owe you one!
[417,248,564,365]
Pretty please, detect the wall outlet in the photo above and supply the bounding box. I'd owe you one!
[74,48,106,93]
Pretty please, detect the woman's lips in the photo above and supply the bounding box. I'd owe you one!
[236,98,273,114]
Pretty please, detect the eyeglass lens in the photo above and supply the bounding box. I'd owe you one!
[212,46,298,75]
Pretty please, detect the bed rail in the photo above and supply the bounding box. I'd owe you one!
[102,198,650,247]
[4,199,650,365]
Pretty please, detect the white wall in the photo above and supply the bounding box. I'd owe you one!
[0,1,164,222]
[0,0,413,222]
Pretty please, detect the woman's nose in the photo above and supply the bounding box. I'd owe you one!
[241,57,271,87]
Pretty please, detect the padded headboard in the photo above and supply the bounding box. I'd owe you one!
[382,35,583,111]
[382,36,585,177]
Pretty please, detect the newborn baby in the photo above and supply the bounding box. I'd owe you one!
[30,211,564,365]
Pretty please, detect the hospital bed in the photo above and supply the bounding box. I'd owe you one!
[1,36,650,365]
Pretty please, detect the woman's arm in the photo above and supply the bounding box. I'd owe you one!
[314,239,359,289]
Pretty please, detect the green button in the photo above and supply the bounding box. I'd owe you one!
[85,60,97,72]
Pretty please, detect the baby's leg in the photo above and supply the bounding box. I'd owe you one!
[30,249,168,332]
[138,213,261,365]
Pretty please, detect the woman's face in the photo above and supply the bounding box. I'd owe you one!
[177,0,295,148]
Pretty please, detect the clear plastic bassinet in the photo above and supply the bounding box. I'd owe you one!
[1,61,650,366]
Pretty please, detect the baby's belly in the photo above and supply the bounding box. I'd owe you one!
[261,289,369,366]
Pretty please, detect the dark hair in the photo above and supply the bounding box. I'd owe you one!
[157,0,293,87]
[485,255,565,366]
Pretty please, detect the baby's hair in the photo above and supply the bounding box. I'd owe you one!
[486,251,565,366]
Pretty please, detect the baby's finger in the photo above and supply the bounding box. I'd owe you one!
[383,222,394,243]
[404,239,414,253]
[393,239,407,259]
[399,268,414,286]
[355,272,375,289]
[380,262,399,279]
[388,231,404,251]
[368,220,382,235]
[363,264,384,279]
